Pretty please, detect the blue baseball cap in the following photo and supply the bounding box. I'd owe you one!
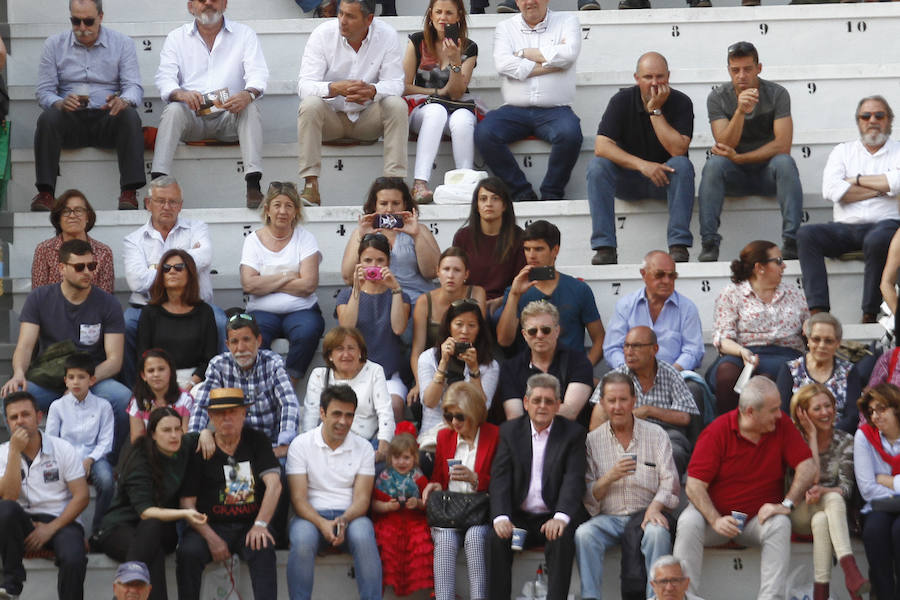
[115,561,150,584]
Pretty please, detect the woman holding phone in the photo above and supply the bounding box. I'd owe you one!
[403,0,479,204]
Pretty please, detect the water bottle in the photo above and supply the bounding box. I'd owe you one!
[533,564,548,600]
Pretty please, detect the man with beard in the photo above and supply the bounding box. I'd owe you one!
[152,0,269,208]
[189,312,299,458]
[32,0,144,211]
[798,95,900,322]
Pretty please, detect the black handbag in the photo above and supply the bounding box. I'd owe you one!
[424,95,477,115]
[426,490,490,530]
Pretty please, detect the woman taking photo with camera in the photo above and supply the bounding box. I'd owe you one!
[337,233,412,422]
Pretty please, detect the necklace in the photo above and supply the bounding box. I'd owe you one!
[267,227,292,242]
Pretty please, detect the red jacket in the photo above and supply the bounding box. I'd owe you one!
[431,423,499,492]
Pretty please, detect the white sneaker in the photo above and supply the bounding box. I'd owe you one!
[0,587,21,599]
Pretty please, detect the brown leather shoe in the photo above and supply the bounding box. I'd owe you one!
[30,191,55,212]
[300,183,321,207]
[246,188,263,209]
[862,312,878,324]
[118,189,138,210]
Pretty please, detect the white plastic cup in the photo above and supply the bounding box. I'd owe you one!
[511,527,527,551]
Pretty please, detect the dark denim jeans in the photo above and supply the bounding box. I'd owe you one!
[587,155,695,249]
[475,105,582,201]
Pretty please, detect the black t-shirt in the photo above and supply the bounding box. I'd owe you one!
[597,85,694,163]
[181,427,280,523]
[497,345,594,426]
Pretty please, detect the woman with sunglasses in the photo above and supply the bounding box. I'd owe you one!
[708,240,809,413]
[418,297,497,441]
[422,381,498,600]
[410,247,486,401]
[337,233,411,422]
[451,177,525,312]
[31,189,114,293]
[340,177,440,304]
[240,182,325,381]
[94,407,207,600]
[777,312,861,433]
[136,250,217,389]
[855,383,900,599]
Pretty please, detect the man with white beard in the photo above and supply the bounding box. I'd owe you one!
[189,312,299,458]
[797,95,900,322]
[152,0,269,208]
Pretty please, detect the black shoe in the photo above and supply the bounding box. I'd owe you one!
[497,0,519,12]
[579,0,602,8]
[591,247,617,265]
[782,238,798,260]
[618,0,650,7]
[513,190,539,203]
[669,245,689,263]
[698,242,719,262]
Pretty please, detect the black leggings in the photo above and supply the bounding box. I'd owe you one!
[97,518,178,600]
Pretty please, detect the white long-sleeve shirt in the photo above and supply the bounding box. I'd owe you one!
[493,9,581,108]
[155,17,268,103]
[122,216,213,305]
[821,138,900,223]
[45,391,114,463]
[298,18,404,121]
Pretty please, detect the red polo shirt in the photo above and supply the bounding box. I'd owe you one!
[688,410,811,517]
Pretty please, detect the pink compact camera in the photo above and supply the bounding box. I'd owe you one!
[364,266,383,280]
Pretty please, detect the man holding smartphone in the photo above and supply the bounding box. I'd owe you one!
[495,220,605,367]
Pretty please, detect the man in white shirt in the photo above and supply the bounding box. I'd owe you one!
[121,176,223,385]
[286,384,380,600]
[152,0,269,208]
[798,95,900,322]
[0,392,89,600]
[474,0,583,203]
[297,0,407,207]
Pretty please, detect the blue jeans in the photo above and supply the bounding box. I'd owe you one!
[287,511,382,600]
[798,219,900,314]
[88,457,114,534]
[587,155,695,249]
[574,513,671,600]
[474,105,582,201]
[251,306,325,379]
[123,304,227,386]
[27,378,130,462]
[698,153,803,245]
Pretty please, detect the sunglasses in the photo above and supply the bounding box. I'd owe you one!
[361,232,388,243]
[763,257,785,266]
[228,312,255,323]
[451,298,480,309]
[70,16,96,26]
[649,270,677,280]
[727,41,756,56]
[268,181,298,193]
[524,325,554,337]
[226,456,237,482]
[65,261,97,272]
[60,207,88,217]
[443,412,466,423]
[160,262,186,273]
[859,112,887,121]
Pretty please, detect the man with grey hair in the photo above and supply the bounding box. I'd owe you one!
[121,176,224,384]
[497,300,593,423]
[648,555,703,600]
[673,376,816,599]
[296,0,407,206]
[32,0,144,211]
[152,0,269,208]
[489,372,587,600]
[798,94,900,323]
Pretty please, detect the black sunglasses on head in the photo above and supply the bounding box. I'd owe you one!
[70,17,96,26]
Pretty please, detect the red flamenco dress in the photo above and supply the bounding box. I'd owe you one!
[372,467,434,596]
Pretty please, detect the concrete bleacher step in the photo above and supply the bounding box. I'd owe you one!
[15,539,868,599]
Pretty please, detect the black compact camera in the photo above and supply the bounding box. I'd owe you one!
[454,341,472,355]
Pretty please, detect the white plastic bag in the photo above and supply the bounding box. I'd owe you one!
[433,169,489,204]
[785,564,834,600]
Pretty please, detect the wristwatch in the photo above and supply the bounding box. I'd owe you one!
[649,109,663,116]
[780,499,795,512]
[244,89,259,101]
[450,64,462,73]
[515,49,525,58]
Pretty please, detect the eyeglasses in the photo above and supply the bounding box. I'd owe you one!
[65,261,98,272]
[60,207,87,217]
[653,577,687,587]
[228,312,255,323]
[150,198,182,208]
[524,325,554,337]
[443,412,466,424]
[268,181,298,194]
[649,270,678,280]
[868,404,890,417]
[70,16,96,26]
[361,232,388,243]
[451,298,480,309]
[226,456,237,482]
[763,257,785,266]
[161,262,186,273]
[859,111,887,121]
[808,335,838,345]
[624,342,655,350]
[527,396,558,406]
[727,41,756,56]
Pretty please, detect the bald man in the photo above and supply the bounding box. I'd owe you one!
[587,52,695,265]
